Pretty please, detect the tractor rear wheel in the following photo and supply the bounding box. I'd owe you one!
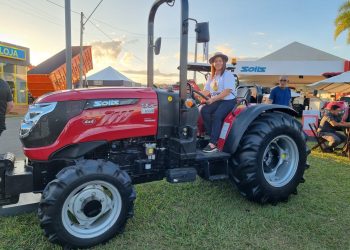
[38,160,136,249]
[229,112,308,204]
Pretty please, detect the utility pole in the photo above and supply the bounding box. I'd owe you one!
[203,42,209,62]
[194,41,197,82]
[79,12,84,87]
[65,0,72,89]
[79,0,103,87]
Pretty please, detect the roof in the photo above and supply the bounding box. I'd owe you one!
[258,42,345,61]
[308,71,350,93]
[28,46,90,74]
[87,66,132,82]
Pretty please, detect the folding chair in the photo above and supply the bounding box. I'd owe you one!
[309,123,327,152]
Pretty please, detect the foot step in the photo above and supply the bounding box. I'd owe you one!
[208,174,229,181]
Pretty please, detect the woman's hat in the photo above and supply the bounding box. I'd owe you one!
[209,52,228,64]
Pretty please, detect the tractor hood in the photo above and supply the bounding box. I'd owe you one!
[35,87,156,103]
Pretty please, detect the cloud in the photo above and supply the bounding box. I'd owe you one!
[236,56,260,61]
[88,38,144,75]
[124,39,139,44]
[174,52,196,61]
[122,69,178,77]
[155,69,178,77]
[213,44,235,57]
[120,52,135,66]
[91,40,123,61]
[255,32,266,36]
[31,50,52,66]
[251,42,259,46]
[120,69,180,85]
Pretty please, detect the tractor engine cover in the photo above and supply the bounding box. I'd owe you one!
[20,88,158,161]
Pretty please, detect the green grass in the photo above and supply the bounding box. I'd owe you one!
[0,144,350,250]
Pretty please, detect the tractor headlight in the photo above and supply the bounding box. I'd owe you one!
[20,102,57,138]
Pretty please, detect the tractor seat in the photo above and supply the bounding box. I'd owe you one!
[236,86,251,104]
[228,87,251,114]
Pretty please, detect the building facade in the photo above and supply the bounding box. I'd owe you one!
[0,41,30,105]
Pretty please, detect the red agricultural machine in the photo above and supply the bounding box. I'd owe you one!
[0,0,309,248]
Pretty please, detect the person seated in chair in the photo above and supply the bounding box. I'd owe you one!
[317,104,350,152]
[200,52,237,153]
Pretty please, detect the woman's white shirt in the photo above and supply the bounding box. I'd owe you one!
[204,70,237,100]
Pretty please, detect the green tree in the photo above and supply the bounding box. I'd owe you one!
[334,1,350,43]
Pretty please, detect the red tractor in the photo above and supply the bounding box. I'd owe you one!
[0,0,309,248]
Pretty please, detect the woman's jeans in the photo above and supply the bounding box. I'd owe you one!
[201,99,237,145]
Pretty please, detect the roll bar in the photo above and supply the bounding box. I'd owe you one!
[147,0,189,103]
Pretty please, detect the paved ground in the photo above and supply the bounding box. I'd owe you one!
[0,116,25,159]
[1,116,41,214]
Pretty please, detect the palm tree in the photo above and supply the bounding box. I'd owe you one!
[334,1,350,43]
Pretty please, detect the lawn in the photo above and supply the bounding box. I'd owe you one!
[0,145,349,250]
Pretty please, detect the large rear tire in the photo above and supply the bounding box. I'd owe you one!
[38,160,136,249]
[229,112,308,204]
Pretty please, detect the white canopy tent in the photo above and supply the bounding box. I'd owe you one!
[235,42,347,88]
[87,66,140,87]
[307,71,350,93]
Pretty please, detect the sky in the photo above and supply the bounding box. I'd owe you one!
[1,0,350,84]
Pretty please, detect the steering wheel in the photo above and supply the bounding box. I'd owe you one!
[187,82,209,105]
[192,89,209,101]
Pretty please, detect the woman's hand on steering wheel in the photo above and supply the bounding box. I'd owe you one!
[186,82,209,106]
[192,89,209,105]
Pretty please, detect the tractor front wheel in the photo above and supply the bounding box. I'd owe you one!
[38,160,136,249]
[230,112,308,204]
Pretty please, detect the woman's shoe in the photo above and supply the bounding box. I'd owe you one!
[203,144,218,153]
[323,147,334,153]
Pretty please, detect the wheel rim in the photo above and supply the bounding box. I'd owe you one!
[262,135,299,187]
[61,180,122,239]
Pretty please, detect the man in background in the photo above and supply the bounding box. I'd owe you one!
[268,75,291,106]
[317,104,350,152]
[0,79,14,137]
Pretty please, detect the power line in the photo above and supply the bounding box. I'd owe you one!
[91,17,195,40]
[46,0,80,15]
[45,0,144,63]
[44,0,140,40]
[83,0,104,25]
[1,0,63,27]
[91,17,146,37]
[13,0,64,24]
[44,0,193,40]
[43,0,195,63]
[88,20,115,41]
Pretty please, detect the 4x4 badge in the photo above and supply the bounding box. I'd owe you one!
[83,119,96,125]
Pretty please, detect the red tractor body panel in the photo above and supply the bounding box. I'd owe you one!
[217,104,247,150]
[24,88,158,161]
[36,87,156,102]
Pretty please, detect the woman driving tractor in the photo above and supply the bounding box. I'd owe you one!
[200,52,237,153]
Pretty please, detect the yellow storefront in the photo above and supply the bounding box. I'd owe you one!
[0,41,30,105]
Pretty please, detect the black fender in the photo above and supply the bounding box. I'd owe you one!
[49,141,107,160]
[223,104,298,154]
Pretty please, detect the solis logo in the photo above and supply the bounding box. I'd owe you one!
[241,66,266,73]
